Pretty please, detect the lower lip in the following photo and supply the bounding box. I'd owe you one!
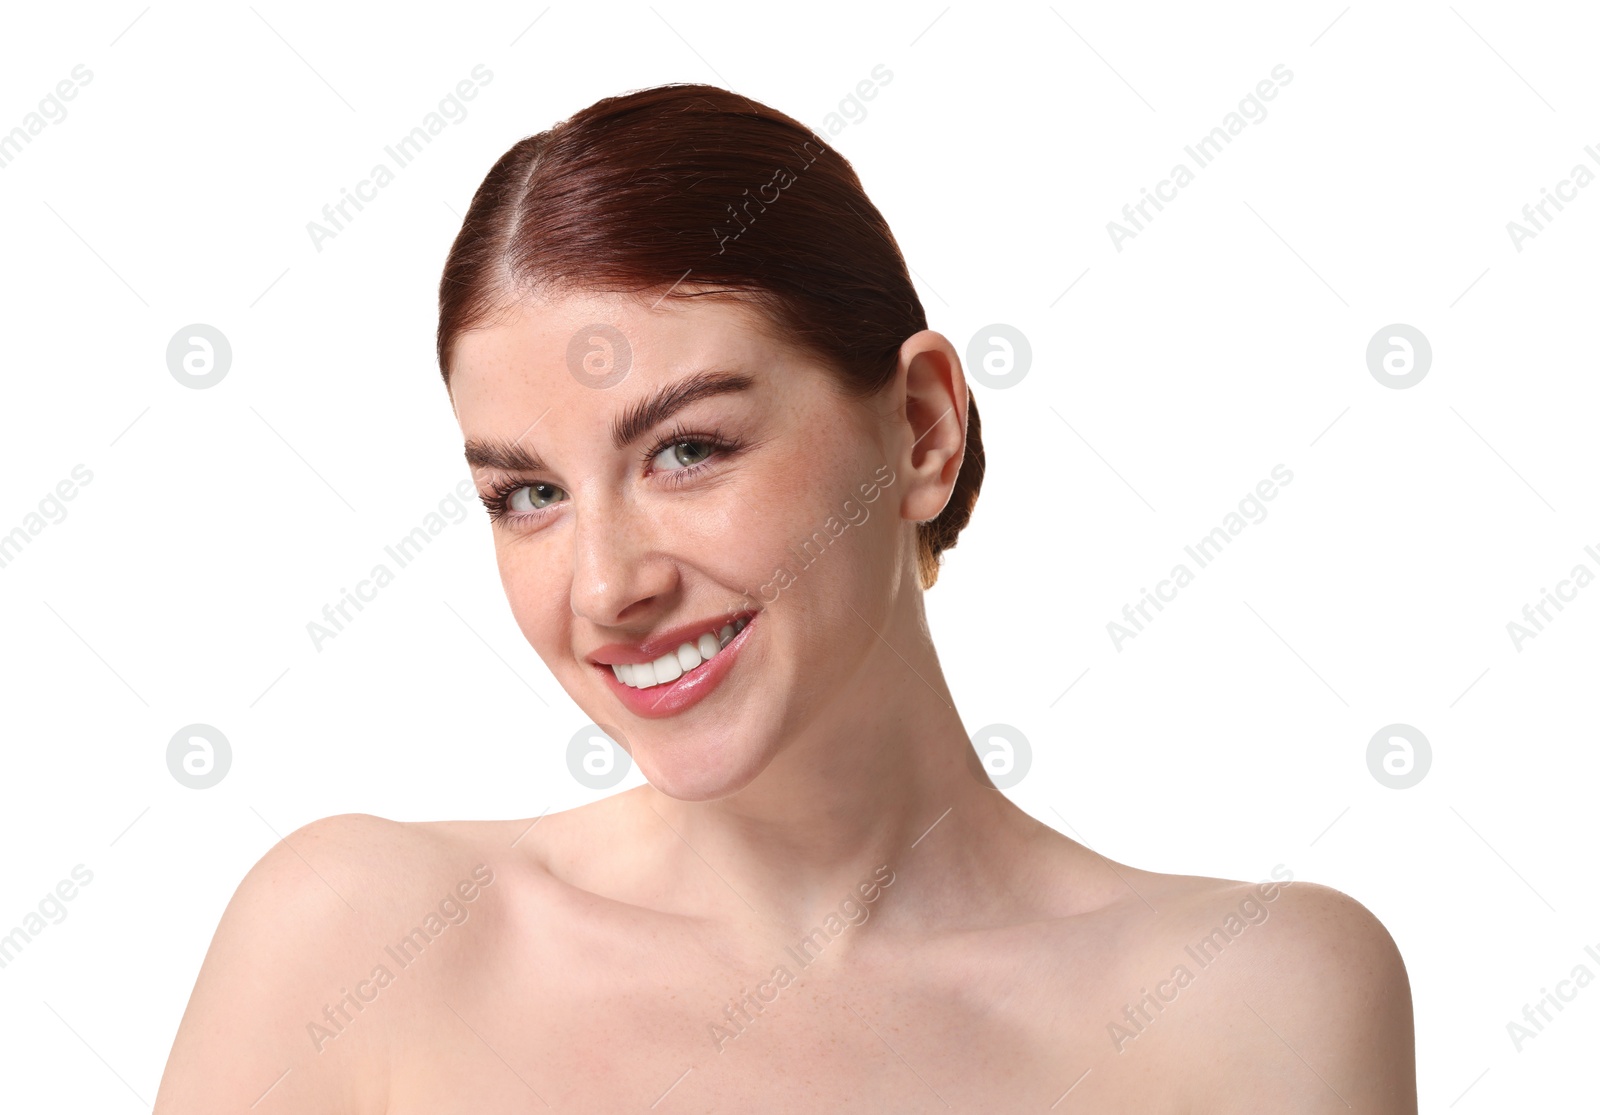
[597,614,756,719]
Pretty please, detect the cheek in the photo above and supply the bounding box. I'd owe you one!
[740,439,896,599]
[494,538,567,657]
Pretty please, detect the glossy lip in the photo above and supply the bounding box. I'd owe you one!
[594,611,757,719]
[585,610,756,666]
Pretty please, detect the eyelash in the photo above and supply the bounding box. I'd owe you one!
[479,424,743,524]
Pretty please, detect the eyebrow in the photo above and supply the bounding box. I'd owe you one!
[462,369,756,473]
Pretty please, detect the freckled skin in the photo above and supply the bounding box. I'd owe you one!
[153,291,1416,1114]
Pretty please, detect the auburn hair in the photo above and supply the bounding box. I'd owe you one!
[436,83,983,588]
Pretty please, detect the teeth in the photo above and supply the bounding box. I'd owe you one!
[652,653,682,684]
[612,616,752,690]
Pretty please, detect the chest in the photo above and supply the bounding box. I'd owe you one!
[382,918,1197,1112]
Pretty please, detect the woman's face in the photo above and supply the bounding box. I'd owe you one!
[448,288,912,800]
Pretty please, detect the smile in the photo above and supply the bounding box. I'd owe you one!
[588,610,758,719]
[610,615,750,689]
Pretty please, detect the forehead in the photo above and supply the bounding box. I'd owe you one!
[448,288,794,416]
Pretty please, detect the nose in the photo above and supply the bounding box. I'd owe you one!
[568,491,678,627]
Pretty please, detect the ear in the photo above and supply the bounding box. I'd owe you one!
[893,330,968,525]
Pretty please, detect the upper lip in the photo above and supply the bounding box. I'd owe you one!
[584,610,755,666]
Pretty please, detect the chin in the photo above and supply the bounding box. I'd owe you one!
[629,728,776,802]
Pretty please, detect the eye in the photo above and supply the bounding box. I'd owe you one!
[650,439,714,471]
[508,481,567,512]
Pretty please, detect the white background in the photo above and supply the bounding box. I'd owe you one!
[1,1,1595,1109]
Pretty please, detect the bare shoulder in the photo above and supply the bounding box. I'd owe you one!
[153,812,539,1115]
[1127,868,1416,1113]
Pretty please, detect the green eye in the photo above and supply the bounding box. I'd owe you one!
[653,440,713,470]
[509,482,567,512]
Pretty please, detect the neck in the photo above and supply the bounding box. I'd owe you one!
[631,591,1044,939]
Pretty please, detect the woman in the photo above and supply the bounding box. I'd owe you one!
[155,84,1416,1112]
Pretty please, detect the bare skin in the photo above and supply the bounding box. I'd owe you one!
[154,289,1416,1113]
